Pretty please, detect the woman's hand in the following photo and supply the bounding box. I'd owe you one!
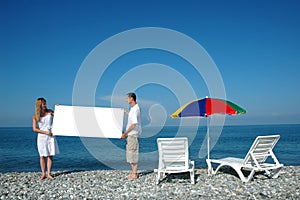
[48,131,53,136]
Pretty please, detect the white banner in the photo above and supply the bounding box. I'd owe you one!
[52,105,124,138]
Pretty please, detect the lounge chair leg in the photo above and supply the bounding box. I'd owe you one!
[206,159,213,175]
[156,172,161,184]
[265,169,271,176]
[245,170,256,183]
[212,164,225,175]
[232,167,255,183]
[190,171,195,184]
[270,167,281,179]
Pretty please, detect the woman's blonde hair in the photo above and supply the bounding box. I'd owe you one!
[34,97,46,122]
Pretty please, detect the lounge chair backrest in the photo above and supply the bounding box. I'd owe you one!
[243,135,280,166]
[157,137,189,170]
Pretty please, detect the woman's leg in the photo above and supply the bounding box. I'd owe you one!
[39,156,46,180]
[47,156,54,179]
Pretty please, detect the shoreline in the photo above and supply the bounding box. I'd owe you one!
[1,166,299,199]
[1,123,300,128]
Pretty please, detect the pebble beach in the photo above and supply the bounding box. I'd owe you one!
[1,166,299,199]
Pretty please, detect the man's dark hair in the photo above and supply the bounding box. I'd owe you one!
[127,92,136,102]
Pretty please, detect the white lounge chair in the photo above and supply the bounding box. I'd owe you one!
[154,137,195,184]
[206,135,283,182]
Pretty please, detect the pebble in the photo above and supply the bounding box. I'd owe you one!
[0,166,299,199]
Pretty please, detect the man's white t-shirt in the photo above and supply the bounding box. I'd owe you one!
[127,104,142,136]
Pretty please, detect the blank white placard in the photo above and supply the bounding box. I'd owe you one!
[52,105,124,138]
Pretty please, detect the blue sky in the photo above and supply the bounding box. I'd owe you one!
[1,0,300,127]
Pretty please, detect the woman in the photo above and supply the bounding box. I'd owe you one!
[32,97,59,180]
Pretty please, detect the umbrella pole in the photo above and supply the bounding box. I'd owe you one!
[206,117,212,175]
[207,117,210,160]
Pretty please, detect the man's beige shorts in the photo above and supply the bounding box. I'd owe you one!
[126,135,139,164]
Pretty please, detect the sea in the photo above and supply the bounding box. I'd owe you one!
[0,124,299,173]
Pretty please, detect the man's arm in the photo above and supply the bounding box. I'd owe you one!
[121,124,136,139]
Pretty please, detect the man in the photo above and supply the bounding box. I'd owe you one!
[121,92,141,179]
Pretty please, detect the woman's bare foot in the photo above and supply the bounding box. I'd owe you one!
[39,174,47,180]
[47,175,54,180]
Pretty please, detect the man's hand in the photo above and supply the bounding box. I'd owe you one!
[123,108,129,115]
[121,133,127,139]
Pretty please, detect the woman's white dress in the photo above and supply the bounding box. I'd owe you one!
[37,113,59,156]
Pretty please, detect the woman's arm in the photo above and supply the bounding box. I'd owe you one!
[47,109,54,115]
[32,115,52,136]
[48,104,59,116]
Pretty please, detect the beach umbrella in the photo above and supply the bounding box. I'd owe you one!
[171,96,246,160]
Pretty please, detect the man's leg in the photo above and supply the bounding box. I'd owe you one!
[130,163,138,179]
[126,135,139,179]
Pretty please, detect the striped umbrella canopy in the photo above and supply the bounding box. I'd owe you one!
[171,97,246,164]
[171,97,246,118]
